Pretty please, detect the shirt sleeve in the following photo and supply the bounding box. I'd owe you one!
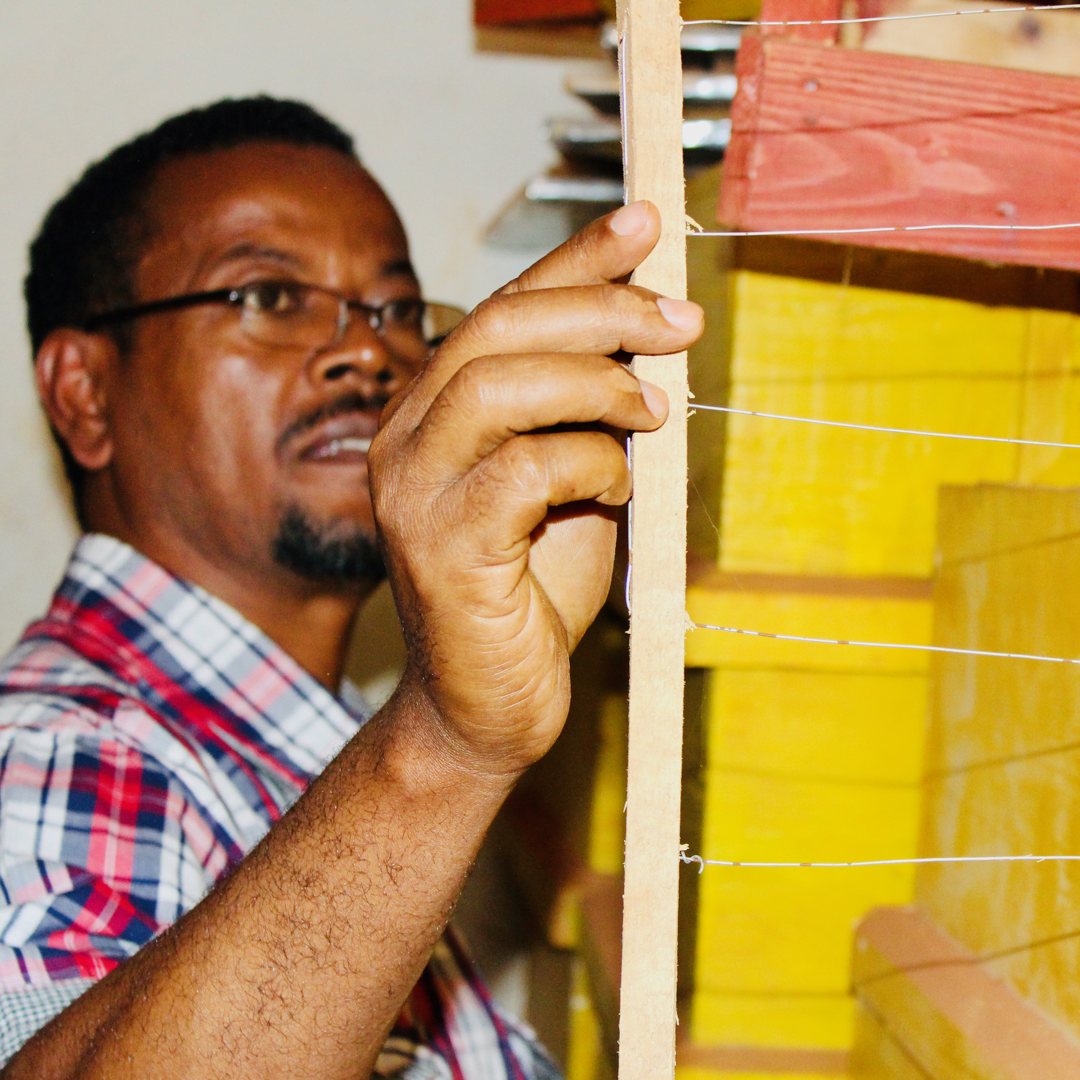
[0,702,558,1076]
[376,931,564,1080]
[0,978,95,1065]
[0,703,228,1061]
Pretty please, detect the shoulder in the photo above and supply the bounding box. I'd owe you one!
[0,644,249,878]
[0,695,176,824]
[0,630,132,729]
[0,633,192,819]
[0,692,233,906]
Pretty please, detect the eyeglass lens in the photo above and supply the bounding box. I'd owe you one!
[236,283,463,357]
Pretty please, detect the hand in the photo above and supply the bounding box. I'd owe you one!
[369,202,703,778]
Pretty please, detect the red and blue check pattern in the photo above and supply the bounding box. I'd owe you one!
[0,534,555,1077]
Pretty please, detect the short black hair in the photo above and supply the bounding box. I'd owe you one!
[25,96,359,512]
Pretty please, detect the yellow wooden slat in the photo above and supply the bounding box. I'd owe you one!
[728,271,1029,383]
[694,844,917,994]
[913,484,1080,1058]
[930,487,1080,772]
[587,694,629,876]
[690,992,854,1050]
[699,773,921,865]
[718,376,1021,576]
[686,588,932,672]
[680,0,759,21]
[919,757,1080,1036]
[566,957,610,1080]
[1016,310,1080,485]
[703,668,928,783]
[935,482,1080,564]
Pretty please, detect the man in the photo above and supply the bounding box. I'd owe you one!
[0,97,701,1077]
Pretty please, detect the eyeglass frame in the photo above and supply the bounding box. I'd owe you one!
[80,280,466,353]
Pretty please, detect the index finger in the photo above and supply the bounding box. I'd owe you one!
[498,201,661,296]
[379,283,701,434]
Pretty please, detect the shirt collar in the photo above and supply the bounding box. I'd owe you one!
[52,532,367,786]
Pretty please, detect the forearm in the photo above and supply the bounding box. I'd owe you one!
[4,682,517,1080]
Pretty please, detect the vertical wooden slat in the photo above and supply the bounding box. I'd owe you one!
[615,1,688,1077]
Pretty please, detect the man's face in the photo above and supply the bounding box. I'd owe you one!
[94,142,422,597]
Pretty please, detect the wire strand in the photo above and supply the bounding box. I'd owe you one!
[690,403,1080,450]
[683,3,1080,28]
[680,849,1080,871]
[689,222,1080,239]
[689,620,1080,665]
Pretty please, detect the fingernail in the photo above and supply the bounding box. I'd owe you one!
[610,201,649,236]
[657,297,702,330]
[639,379,669,419]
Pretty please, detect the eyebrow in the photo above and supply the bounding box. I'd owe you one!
[213,245,419,284]
[381,258,418,278]
[216,243,305,269]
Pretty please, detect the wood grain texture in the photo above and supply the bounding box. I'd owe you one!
[718,36,1080,271]
[917,485,1080,1044]
[615,0,688,1076]
[852,907,1080,1079]
[860,0,1080,79]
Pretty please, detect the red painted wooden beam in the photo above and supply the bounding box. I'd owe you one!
[474,0,603,25]
[718,35,1080,272]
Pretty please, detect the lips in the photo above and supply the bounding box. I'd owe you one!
[308,435,372,460]
[294,413,380,464]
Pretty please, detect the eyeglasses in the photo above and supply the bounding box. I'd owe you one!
[82,280,467,359]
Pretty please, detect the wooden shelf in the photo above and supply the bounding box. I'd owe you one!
[719,0,1080,272]
[853,906,1080,1079]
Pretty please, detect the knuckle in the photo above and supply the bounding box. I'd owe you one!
[625,283,664,317]
[443,355,504,415]
[466,437,549,510]
[602,355,641,394]
[591,283,625,321]
[366,431,396,490]
[462,294,521,354]
[595,283,658,332]
[499,436,547,492]
[578,359,636,419]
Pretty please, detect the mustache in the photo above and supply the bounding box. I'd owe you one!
[277,391,391,453]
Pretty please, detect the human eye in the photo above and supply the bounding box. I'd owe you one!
[240,280,306,316]
[380,297,425,330]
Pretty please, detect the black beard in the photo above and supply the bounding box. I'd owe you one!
[271,505,385,586]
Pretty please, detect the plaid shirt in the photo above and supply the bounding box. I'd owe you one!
[0,534,558,1078]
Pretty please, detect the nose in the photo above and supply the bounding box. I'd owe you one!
[304,317,413,394]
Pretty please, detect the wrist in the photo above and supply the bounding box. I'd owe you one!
[370,672,531,795]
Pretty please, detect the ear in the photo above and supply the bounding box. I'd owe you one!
[34,329,117,472]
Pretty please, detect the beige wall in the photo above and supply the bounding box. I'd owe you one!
[0,1,586,667]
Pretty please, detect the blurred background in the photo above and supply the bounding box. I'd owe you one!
[0,0,600,664]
